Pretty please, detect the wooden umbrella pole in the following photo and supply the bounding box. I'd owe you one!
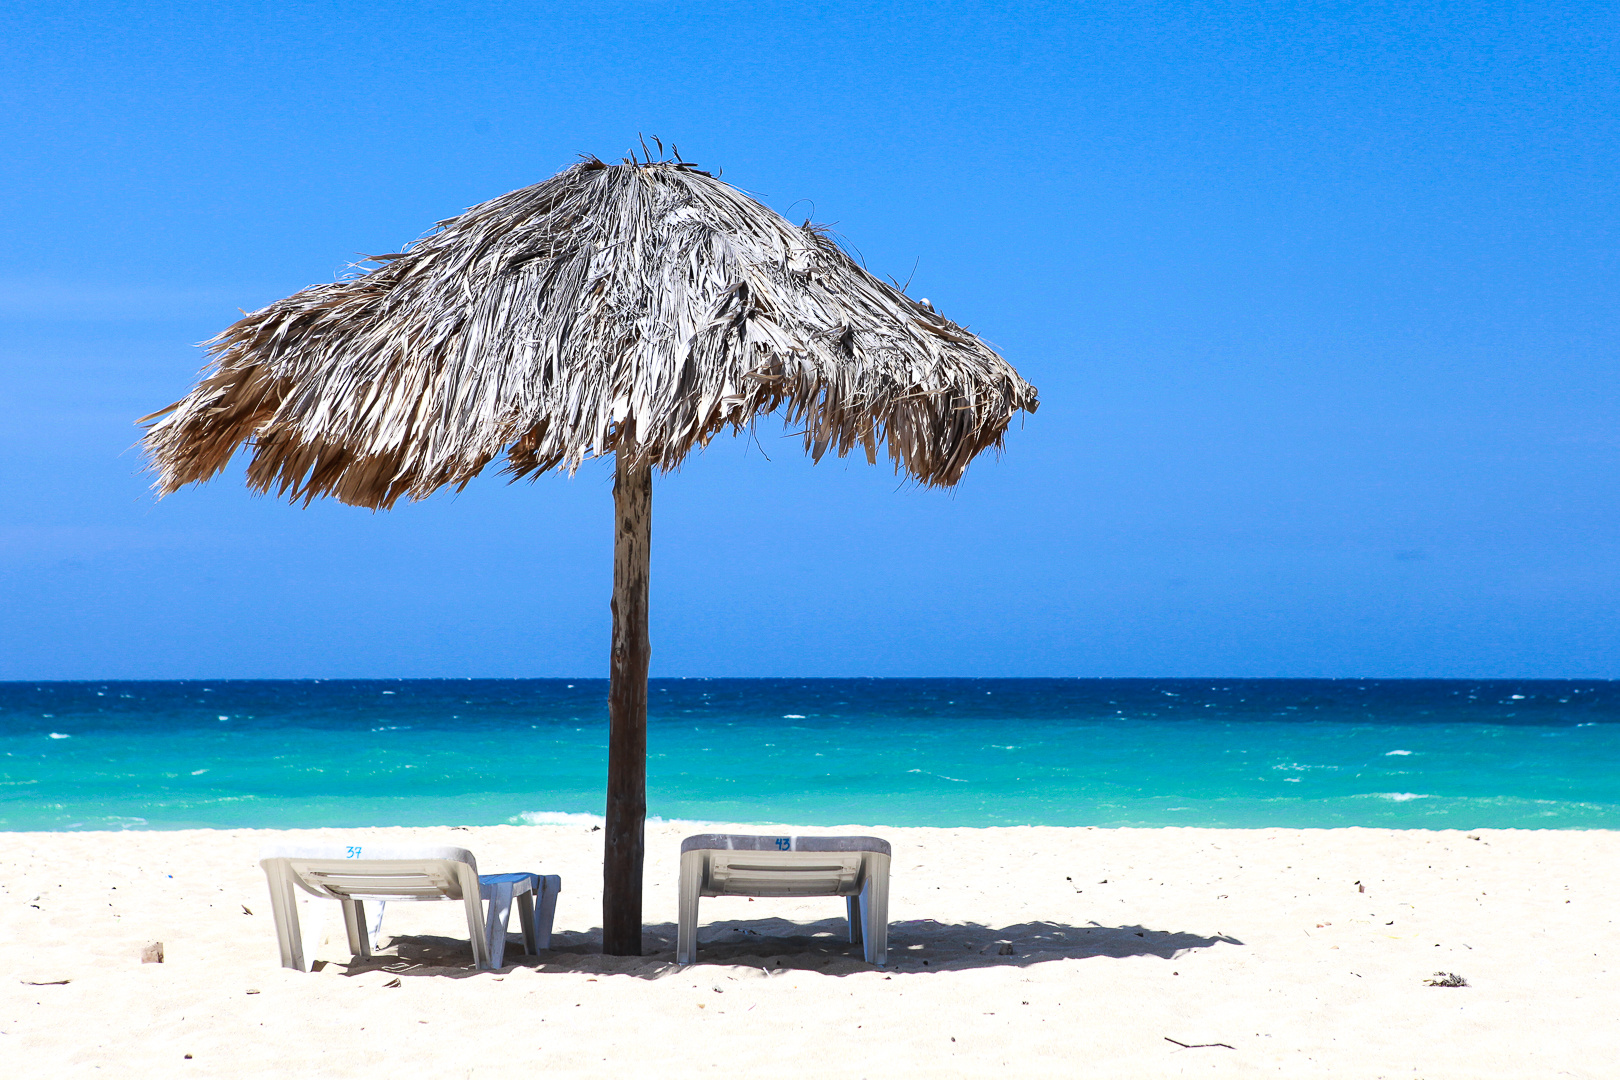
[603,445,652,956]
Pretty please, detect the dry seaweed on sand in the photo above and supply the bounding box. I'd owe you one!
[1424,972,1468,987]
[140,154,1037,508]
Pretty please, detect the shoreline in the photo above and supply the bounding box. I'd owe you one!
[8,812,1620,833]
[10,818,1620,834]
[5,822,1617,1076]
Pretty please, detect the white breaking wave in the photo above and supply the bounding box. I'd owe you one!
[906,767,968,782]
[513,810,781,831]
[1373,792,1432,802]
[515,810,605,827]
[1385,749,1413,756]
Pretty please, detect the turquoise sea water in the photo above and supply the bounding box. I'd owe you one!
[2,679,1616,831]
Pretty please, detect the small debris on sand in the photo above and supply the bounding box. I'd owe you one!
[141,941,164,964]
[1166,1037,1234,1050]
[1424,972,1468,987]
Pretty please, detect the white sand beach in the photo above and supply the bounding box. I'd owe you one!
[3,822,1616,1077]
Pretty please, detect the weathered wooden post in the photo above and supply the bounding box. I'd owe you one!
[603,441,652,955]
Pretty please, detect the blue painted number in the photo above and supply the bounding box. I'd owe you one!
[775,837,791,850]
[346,846,362,858]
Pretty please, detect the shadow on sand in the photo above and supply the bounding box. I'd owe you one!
[335,917,1243,980]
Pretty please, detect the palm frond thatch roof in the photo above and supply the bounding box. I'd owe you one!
[142,156,1038,508]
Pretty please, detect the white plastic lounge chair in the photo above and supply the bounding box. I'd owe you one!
[259,843,560,972]
[677,834,890,966]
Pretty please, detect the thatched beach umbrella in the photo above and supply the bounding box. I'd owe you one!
[141,150,1037,956]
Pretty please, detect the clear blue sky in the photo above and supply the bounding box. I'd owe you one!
[2,1,1616,679]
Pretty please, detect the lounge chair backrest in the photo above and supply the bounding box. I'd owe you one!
[703,851,866,896]
[259,844,481,902]
[680,834,888,898]
[679,835,892,855]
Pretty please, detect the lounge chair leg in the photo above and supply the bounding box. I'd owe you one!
[863,855,890,966]
[341,898,371,959]
[264,862,306,972]
[517,891,537,955]
[459,865,492,971]
[847,894,863,946]
[486,882,515,970]
[677,850,702,965]
[533,876,560,951]
[368,900,387,952]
